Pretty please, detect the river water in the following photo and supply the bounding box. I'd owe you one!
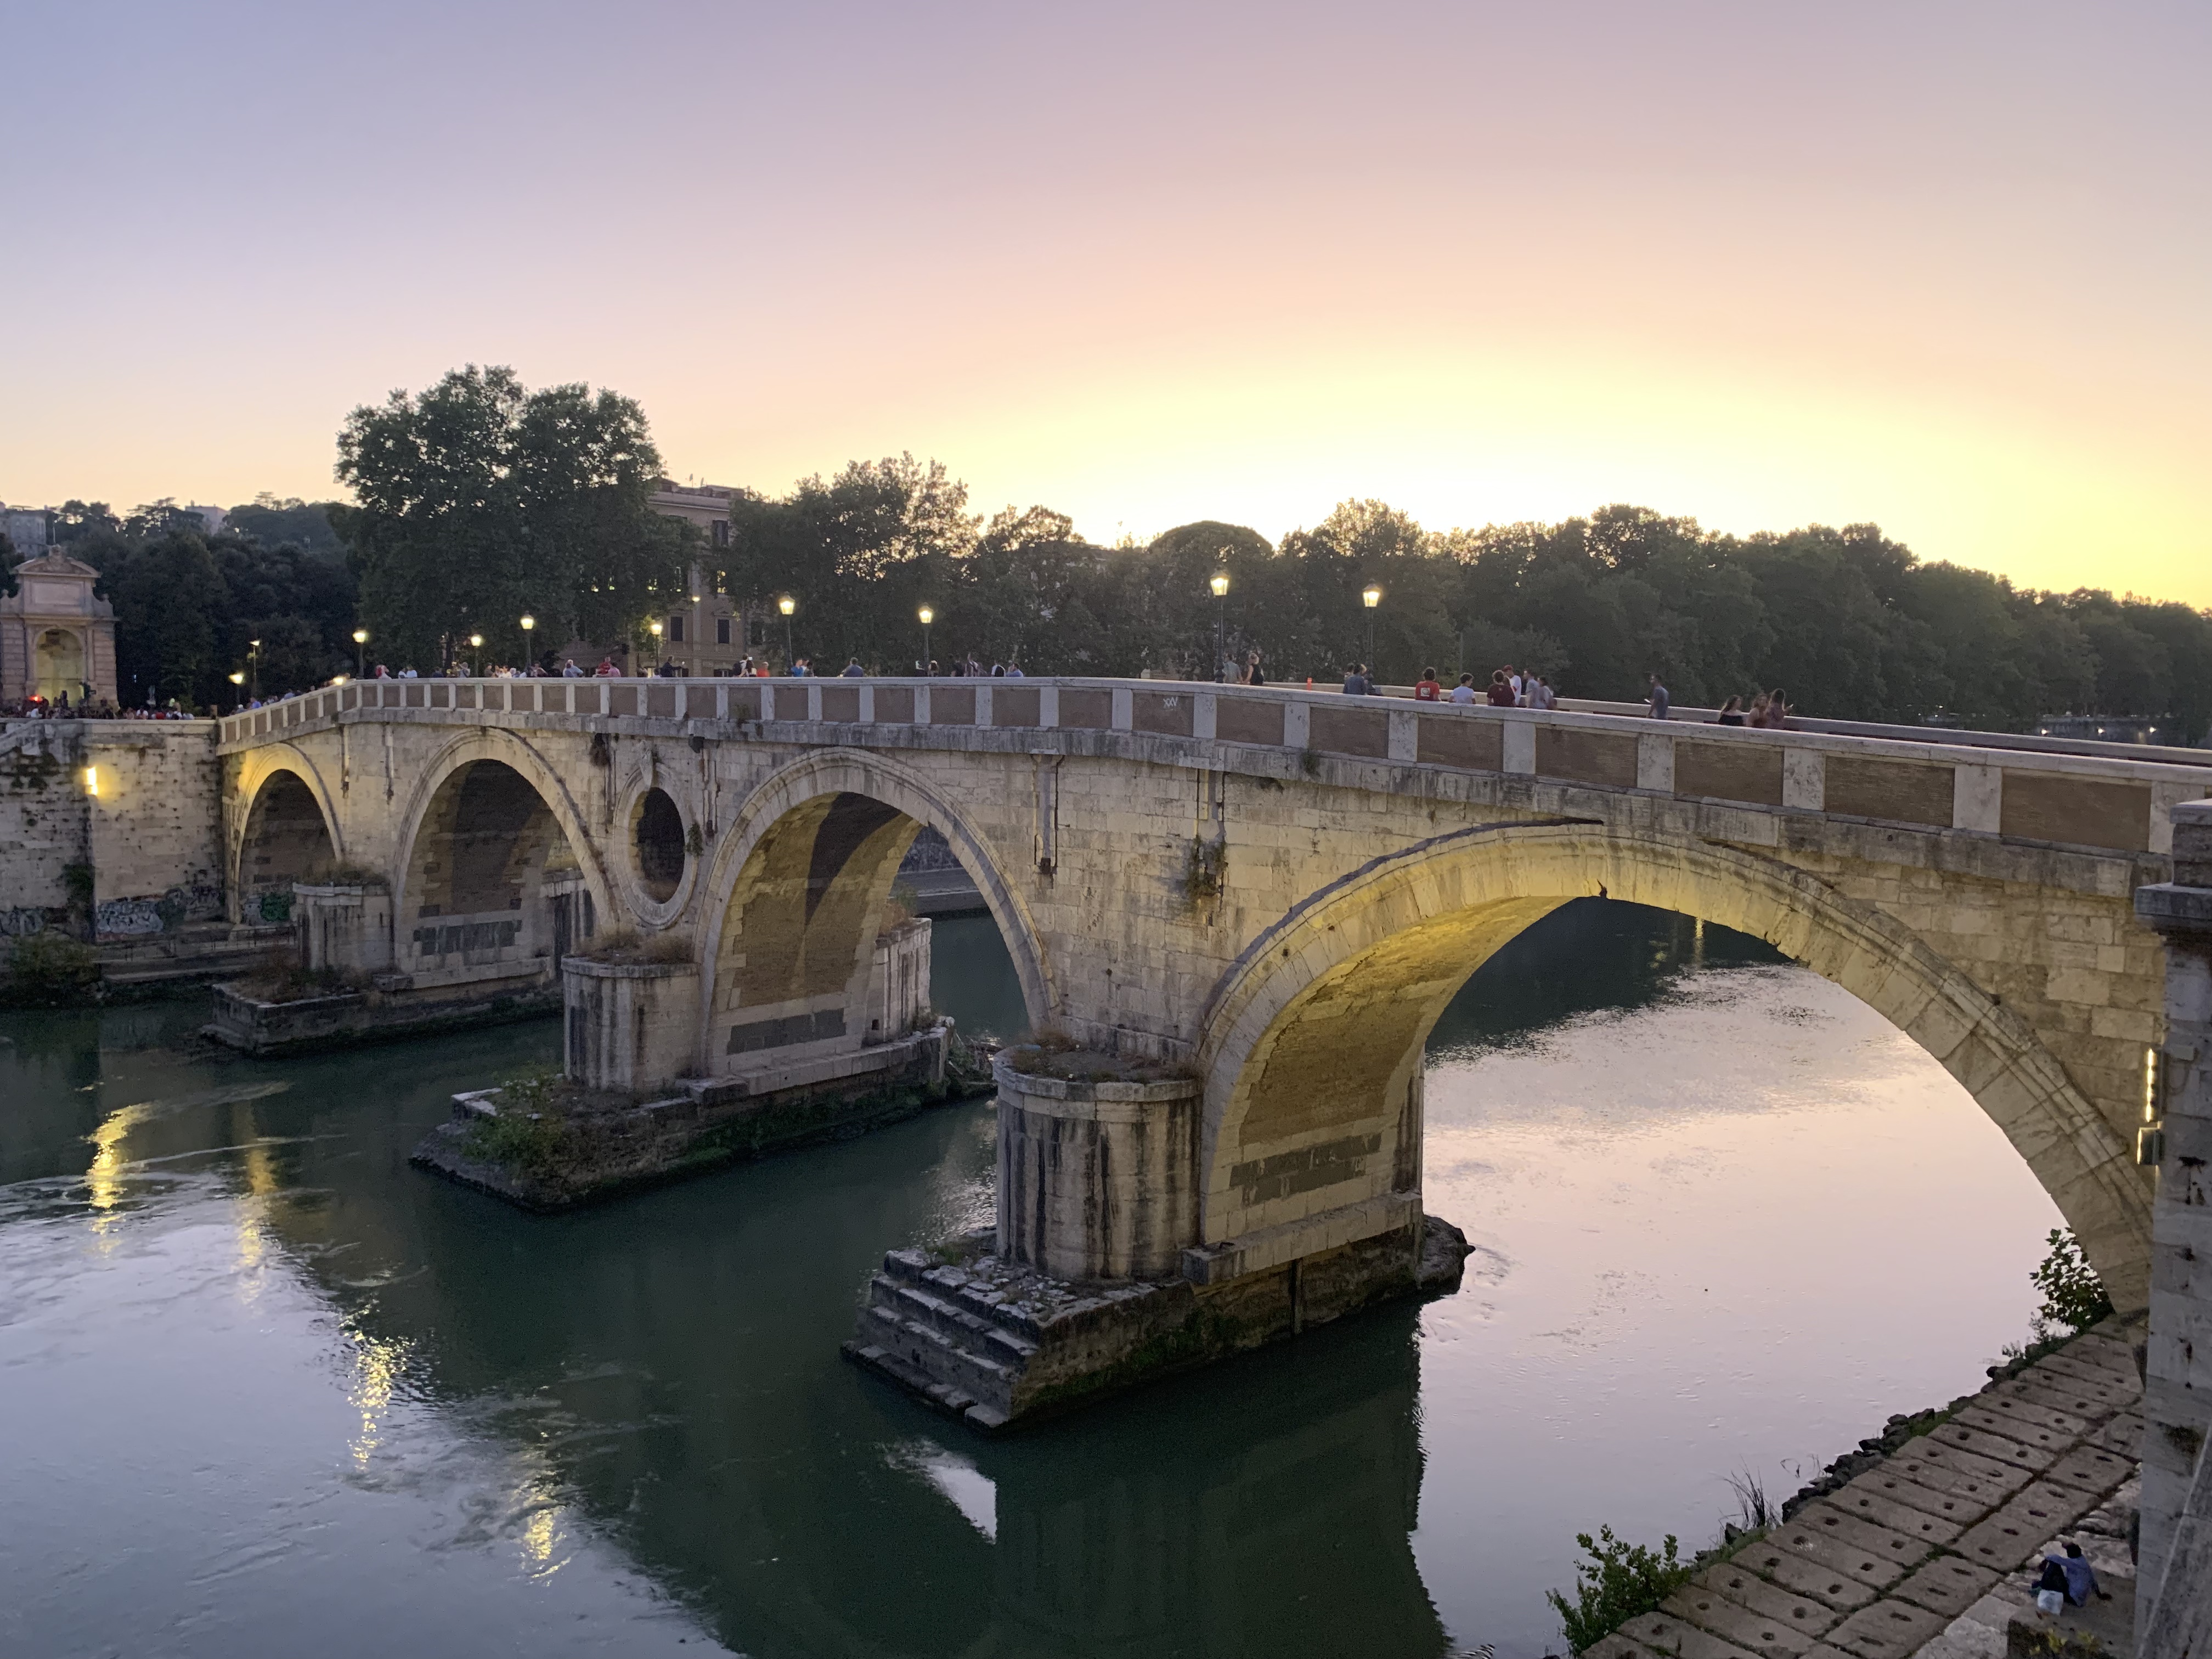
[0,901,2064,1658]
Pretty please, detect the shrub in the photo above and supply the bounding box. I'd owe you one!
[2030,1228,2113,1339]
[2,930,101,1006]
[465,1067,577,1179]
[1547,1526,1693,1654]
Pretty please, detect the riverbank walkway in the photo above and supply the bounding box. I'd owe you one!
[1590,1317,2145,1659]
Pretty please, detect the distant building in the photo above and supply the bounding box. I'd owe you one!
[2,505,49,561]
[2,549,119,705]
[646,479,757,674]
[184,505,228,537]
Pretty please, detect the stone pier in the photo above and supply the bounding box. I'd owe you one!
[2132,798,2212,1649]
[844,1043,1469,1429]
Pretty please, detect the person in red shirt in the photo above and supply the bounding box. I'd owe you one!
[1413,667,1443,702]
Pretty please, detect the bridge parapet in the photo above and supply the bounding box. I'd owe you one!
[222,675,2211,860]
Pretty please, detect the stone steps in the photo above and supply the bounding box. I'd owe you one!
[1582,1319,2144,1659]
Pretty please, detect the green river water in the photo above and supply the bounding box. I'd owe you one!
[0,901,2066,1657]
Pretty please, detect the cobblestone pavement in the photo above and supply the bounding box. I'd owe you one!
[1584,1321,2143,1659]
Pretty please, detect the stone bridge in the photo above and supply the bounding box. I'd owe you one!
[215,673,2212,1321]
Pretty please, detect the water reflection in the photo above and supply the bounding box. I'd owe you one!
[0,899,2065,1658]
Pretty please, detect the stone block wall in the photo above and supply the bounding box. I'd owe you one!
[0,720,223,941]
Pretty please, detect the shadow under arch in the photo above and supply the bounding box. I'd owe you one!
[694,748,1052,1069]
[1199,819,2153,1311]
[388,730,611,983]
[230,745,345,921]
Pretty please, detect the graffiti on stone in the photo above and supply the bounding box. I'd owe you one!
[257,890,295,923]
[95,898,167,938]
[169,882,222,922]
[0,906,50,938]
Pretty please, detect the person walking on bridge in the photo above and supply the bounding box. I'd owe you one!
[1342,663,1374,695]
[1646,673,1670,719]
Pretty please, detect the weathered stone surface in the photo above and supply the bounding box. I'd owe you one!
[1619,1609,1763,1659]
[1735,1542,1880,1612]
[198,678,2202,1320]
[1821,1596,1952,1659]
[1885,1555,2001,1618]
[1823,1480,1967,1544]
[1785,1502,1937,1571]
[1691,1563,1843,1638]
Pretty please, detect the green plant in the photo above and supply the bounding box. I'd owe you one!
[2029,1227,2113,1339]
[62,862,95,909]
[465,1067,576,1178]
[1546,1526,1693,1654]
[2,930,101,1006]
[1181,836,1227,904]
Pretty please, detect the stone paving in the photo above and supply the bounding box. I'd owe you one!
[1585,1321,2145,1659]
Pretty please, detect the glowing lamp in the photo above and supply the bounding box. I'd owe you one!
[1210,573,1229,597]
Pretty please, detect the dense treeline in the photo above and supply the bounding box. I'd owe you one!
[8,360,2206,739]
[1,497,358,709]
[716,473,2212,742]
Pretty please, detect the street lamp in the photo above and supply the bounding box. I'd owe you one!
[918,605,934,672]
[1209,573,1230,681]
[352,628,368,678]
[777,595,796,671]
[249,638,262,701]
[519,614,535,673]
[648,619,663,675]
[467,632,483,677]
[1361,583,1382,676]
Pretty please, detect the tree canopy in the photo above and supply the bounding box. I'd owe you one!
[334,365,689,669]
[709,479,2212,741]
[40,498,359,709]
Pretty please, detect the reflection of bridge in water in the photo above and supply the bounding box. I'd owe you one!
[209,1053,1454,1659]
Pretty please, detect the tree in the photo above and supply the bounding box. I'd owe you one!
[335,365,687,668]
[225,495,346,557]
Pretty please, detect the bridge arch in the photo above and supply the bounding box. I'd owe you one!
[693,749,1051,1071]
[230,744,345,922]
[1198,820,2153,1311]
[390,729,612,981]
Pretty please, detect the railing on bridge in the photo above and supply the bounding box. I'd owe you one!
[220,675,2212,859]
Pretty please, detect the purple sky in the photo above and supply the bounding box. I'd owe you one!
[7,1,2206,600]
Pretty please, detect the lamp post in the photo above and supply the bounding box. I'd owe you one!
[777,595,795,671]
[467,633,483,677]
[1361,583,1382,677]
[648,619,663,675]
[519,614,534,670]
[249,638,262,701]
[918,606,933,673]
[1210,572,1230,681]
[229,669,245,710]
[352,628,368,678]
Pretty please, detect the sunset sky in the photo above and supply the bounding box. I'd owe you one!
[8,1,2207,603]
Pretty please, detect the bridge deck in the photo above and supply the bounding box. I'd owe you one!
[219,676,2210,860]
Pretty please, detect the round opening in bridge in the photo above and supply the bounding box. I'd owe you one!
[634,788,687,902]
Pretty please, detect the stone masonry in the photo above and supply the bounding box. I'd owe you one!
[206,675,2212,1318]
[1587,1320,2146,1659]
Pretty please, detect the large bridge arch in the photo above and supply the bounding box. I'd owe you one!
[229,743,346,922]
[1198,821,2153,1311]
[693,748,1052,1070]
[389,729,613,981]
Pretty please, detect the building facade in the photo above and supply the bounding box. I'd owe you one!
[646,481,757,675]
[2,549,119,706]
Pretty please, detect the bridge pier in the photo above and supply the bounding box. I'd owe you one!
[848,1043,1468,1431]
[2133,800,2212,1641]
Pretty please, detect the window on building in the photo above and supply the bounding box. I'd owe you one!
[712,520,731,549]
[669,614,684,643]
[716,617,731,646]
